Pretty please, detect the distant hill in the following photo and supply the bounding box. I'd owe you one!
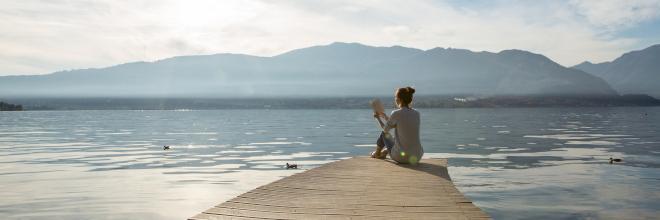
[574,44,660,98]
[0,42,616,98]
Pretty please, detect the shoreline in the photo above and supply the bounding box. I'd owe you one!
[3,95,660,110]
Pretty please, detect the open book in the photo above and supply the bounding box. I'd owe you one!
[370,99,389,133]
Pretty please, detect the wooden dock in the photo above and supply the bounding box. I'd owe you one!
[189,157,490,220]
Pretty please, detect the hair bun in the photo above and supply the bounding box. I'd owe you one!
[396,87,415,107]
[407,87,415,94]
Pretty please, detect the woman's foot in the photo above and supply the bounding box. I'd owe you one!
[377,149,388,159]
[371,145,384,159]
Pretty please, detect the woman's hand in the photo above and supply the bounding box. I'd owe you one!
[374,112,389,120]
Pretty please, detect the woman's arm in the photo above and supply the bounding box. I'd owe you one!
[374,113,387,130]
[384,122,396,133]
[383,111,398,133]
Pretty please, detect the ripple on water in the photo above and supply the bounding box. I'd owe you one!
[165,132,218,135]
[247,141,312,146]
[565,140,619,145]
[426,148,625,162]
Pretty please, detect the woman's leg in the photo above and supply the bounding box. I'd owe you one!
[373,132,393,159]
[372,133,385,158]
[381,132,394,159]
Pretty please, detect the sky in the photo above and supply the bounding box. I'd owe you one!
[1,0,659,76]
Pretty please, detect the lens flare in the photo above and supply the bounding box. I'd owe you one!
[409,155,419,165]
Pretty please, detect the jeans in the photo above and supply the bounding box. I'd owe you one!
[376,132,395,152]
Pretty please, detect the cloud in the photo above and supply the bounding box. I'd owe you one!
[569,0,660,30]
[0,0,658,75]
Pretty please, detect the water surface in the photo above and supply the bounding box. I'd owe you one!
[1,108,659,219]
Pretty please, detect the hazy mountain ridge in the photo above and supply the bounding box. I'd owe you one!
[573,44,660,98]
[0,42,617,97]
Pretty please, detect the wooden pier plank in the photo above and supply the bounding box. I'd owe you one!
[190,157,490,220]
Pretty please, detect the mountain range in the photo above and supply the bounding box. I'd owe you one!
[0,42,659,98]
[573,44,660,98]
[0,42,656,98]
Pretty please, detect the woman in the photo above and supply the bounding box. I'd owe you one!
[372,87,423,164]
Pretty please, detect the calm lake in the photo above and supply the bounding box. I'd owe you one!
[1,107,659,219]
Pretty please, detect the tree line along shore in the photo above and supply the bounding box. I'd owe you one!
[3,94,659,110]
[0,101,23,111]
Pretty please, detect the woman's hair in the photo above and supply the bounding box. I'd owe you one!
[396,86,415,108]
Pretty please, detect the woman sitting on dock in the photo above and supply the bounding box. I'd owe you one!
[372,87,424,164]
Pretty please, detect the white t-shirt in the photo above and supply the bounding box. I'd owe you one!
[385,107,423,164]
